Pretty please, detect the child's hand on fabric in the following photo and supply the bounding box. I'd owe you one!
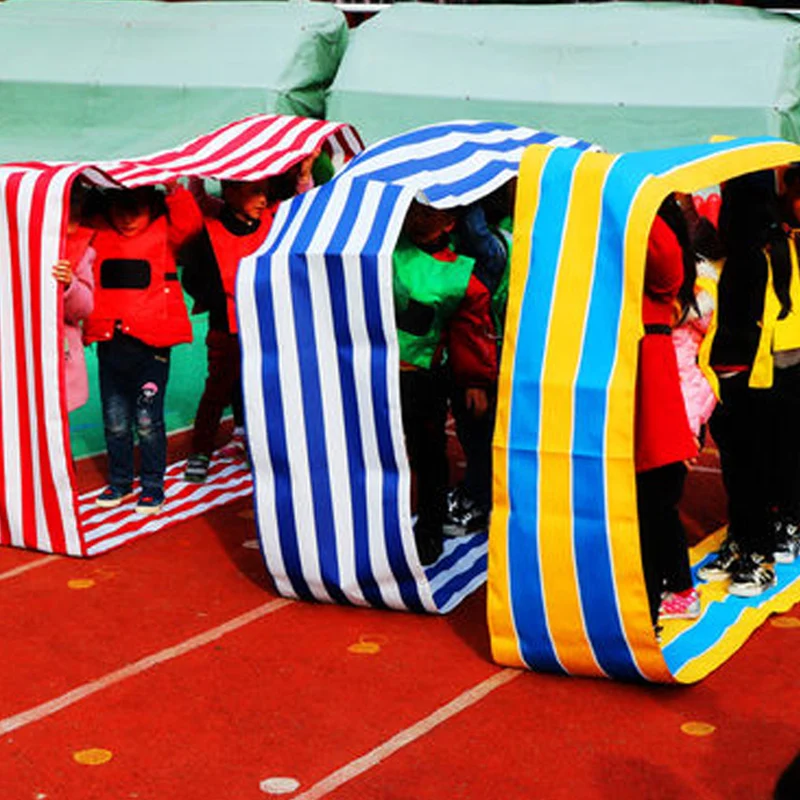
[465,388,489,418]
[299,148,321,181]
[161,178,180,194]
[52,259,73,287]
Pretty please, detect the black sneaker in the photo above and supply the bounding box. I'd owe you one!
[774,522,800,565]
[728,553,777,598]
[443,486,489,537]
[136,488,165,516]
[697,538,739,582]
[184,454,210,484]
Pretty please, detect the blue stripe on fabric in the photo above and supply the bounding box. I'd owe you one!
[359,135,557,189]
[285,188,351,606]
[507,149,581,674]
[359,183,426,613]
[571,156,646,681]
[662,565,800,674]
[322,180,388,609]
[342,121,521,176]
[251,197,314,601]
[431,551,489,611]
[425,534,487,582]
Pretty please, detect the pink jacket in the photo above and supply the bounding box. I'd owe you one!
[63,246,95,412]
[672,260,719,437]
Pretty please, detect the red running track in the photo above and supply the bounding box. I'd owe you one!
[0,441,798,799]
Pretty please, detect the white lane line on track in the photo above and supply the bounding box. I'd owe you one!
[0,597,293,736]
[293,668,522,800]
[0,555,60,583]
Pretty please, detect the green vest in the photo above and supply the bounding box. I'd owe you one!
[393,236,474,369]
[491,217,513,340]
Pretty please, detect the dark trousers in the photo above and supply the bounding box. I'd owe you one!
[400,368,449,537]
[637,462,693,625]
[191,330,242,456]
[770,363,800,524]
[709,372,775,556]
[97,332,170,493]
[450,383,497,511]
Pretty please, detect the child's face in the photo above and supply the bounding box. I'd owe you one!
[227,181,269,221]
[402,202,456,247]
[110,202,151,238]
[785,182,800,225]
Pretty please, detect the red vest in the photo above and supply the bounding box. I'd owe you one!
[206,213,272,334]
[84,217,192,348]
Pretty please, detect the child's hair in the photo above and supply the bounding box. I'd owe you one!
[657,193,698,320]
[482,178,517,227]
[719,170,792,320]
[104,186,165,221]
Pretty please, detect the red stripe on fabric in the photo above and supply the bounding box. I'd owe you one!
[28,170,72,554]
[0,175,10,546]
[4,173,37,550]
[106,115,272,176]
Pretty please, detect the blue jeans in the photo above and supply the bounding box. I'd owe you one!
[98,332,171,494]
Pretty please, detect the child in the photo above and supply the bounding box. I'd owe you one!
[636,196,700,625]
[394,201,498,565]
[700,170,788,594]
[84,182,202,514]
[54,181,95,413]
[181,178,273,483]
[445,180,516,536]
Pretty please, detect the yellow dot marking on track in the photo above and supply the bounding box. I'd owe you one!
[347,634,388,655]
[680,722,716,737]
[67,579,96,590]
[771,616,800,629]
[73,748,113,765]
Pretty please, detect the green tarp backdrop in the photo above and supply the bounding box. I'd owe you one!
[0,0,349,457]
[328,2,800,150]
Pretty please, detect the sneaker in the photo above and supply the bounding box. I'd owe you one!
[774,522,800,565]
[728,553,777,598]
[95,485,134,508]
[136,489,165,516]
[658,588,701,621]
[697,538,739,582]
[443,486,489,537]
[184,454,210,484]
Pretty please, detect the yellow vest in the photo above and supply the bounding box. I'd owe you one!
[749,231,800,388]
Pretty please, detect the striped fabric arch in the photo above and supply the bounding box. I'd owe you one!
[0,115,362,557]
[488,136,800,683]
[237,120,596,614]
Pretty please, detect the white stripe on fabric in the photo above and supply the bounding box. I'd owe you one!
[305,179,368,607]
[427,538,489,596]
[238,208,295,599]
[339,183,405,610]
[15,172,51,553]
[42,168,83,556]
[343,125,539,182]
[0,172,24,547]
[101,117,275,181]
[271,193,333,603]
[371,188,437,612]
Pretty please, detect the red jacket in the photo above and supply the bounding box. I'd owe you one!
[205,212,273,334]
[635,216,697,473]
[84,187,203,348]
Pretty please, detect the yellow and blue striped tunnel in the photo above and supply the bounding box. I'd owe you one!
[488,137,800,683]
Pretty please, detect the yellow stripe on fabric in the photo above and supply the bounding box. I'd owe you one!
[674,578,800,684]
[605,178,673,683]
[487,145,551,669]
[537,152,610,677]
